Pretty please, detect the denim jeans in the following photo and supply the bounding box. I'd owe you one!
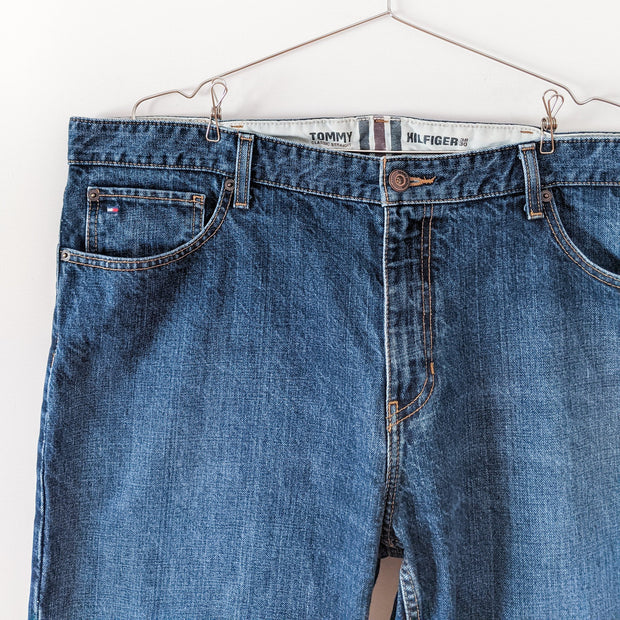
[29,114,620,619]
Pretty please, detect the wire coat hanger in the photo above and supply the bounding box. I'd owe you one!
[131,0,620,155]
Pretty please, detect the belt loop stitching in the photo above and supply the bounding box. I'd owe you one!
[234,133,254,209]
[518,143,544,220]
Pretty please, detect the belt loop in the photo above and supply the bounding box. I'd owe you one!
[518,143,544,220]
[233,132,254,209]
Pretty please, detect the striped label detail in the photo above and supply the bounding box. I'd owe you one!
[374,117,387,151]
[390,118,401,152]
[359,117,370,151]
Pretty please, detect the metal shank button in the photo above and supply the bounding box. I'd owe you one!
[388,169,409,192]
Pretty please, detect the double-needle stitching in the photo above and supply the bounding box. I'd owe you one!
[387,204,436,430]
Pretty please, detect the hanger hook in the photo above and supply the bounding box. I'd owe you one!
[543,88,564,119]
[539,88,564,154]
[211,78,228,116]
[206,79,228,142]
[387,0,393,15]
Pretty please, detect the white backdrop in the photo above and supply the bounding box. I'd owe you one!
[2,1,619,617]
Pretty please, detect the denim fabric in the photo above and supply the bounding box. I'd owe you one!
[29,115,620,619]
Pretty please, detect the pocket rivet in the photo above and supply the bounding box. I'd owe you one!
[224,178,235,191]
[88,189,100,199]
[541,189,552,201]
[61,250,70,260]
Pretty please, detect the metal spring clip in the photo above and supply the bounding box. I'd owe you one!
[539,88,564,154]
[205,79,228,143]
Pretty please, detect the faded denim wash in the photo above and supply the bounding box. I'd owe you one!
[29,114,620,619]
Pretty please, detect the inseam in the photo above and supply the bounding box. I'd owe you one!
[400,558,422,620]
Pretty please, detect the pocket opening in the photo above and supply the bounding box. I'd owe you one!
[84,185,207,257]
[60,176,234,271]
[542,185,620,290]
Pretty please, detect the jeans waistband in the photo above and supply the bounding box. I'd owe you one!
[67,115,620,207]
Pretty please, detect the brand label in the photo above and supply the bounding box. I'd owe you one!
[406,132,469,147]
[308,131,354,147]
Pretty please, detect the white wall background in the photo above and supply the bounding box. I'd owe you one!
[1,1,619,617]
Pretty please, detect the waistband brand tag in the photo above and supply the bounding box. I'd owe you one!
[218,115,542,153]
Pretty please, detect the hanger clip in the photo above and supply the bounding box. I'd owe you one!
[206,79,228,143]
[539,88,564,155]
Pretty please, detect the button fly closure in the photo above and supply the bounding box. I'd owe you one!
[388,169,410,192]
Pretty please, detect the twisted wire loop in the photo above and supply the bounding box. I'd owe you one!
[206,79,228,143]
[540,88,564,154]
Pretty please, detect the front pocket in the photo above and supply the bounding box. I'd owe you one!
[541,185,620,290]
[85,185,206,258]
[60,176,234,271]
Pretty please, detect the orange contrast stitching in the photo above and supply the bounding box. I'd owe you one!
[390,385,436,431]
[390,204,436,429]
[392,204,430,415]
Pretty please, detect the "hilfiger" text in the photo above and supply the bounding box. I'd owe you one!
[407,132,467,146]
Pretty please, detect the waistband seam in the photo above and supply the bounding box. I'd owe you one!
[64,157,528,205]
[68,158,230,175]
[66,157,620,205]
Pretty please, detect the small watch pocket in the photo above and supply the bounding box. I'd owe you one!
[85,185,206,258]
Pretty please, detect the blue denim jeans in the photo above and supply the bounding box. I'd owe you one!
[29,114,620,619]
